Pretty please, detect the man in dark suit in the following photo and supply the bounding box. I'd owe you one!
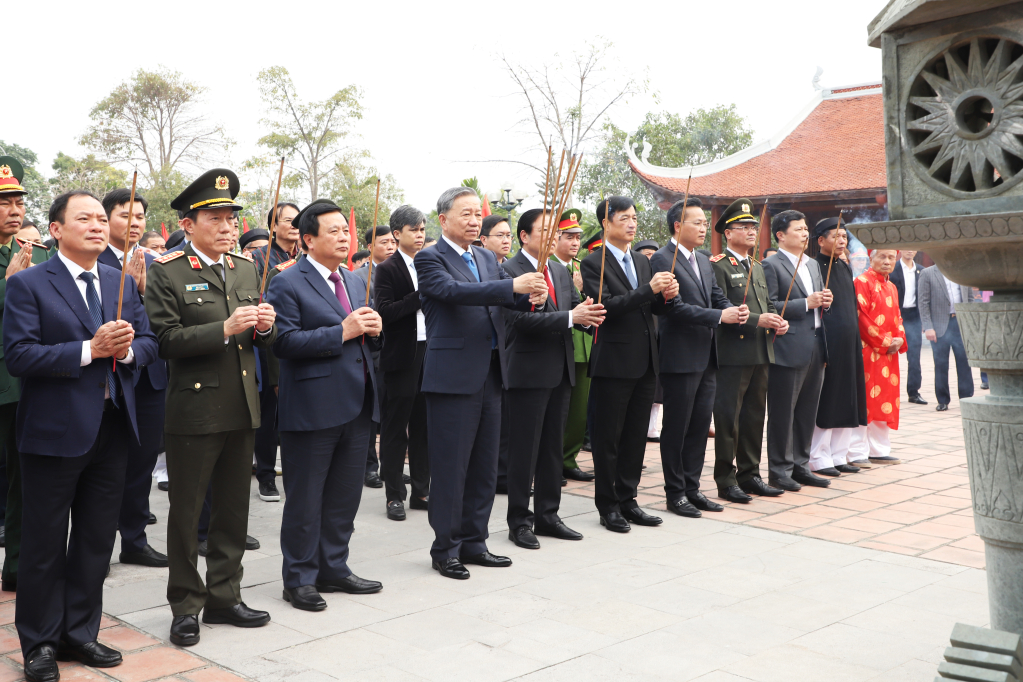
[761,210,833,491]
[99,189,169,569]
[416,187,548,579]
[267,199,384,612]
[6,190,159,681]
[580,196,679,533]
[502,209,605,549]
[650,198,748,518]
[374,206,430,521]
[889,250,926,404]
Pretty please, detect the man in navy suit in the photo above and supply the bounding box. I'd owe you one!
[5,190,158,682]
[267,199,384,612]
[415,187,548,579]
[99,189,169,569]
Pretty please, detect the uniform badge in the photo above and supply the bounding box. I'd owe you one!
[235,251,254,262]
[730,273,744,279]
[709,254,725,262]
[185,283,209,292]
[188,256,202,270]
[741,203,750,213]
[225,255,235,269]
[215,176,229,190]
[728,257,738,266]
[154,250,185,264]
[0,166,11,179]
[275,258,297,272]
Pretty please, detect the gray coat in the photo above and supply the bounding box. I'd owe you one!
[918,265,974,338]
[762,251,826,369]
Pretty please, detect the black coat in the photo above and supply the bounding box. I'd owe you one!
[815,254,868,429]
[374,251,422,373]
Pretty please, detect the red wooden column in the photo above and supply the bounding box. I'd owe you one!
[710,205,722,255]
[759,203,772,259]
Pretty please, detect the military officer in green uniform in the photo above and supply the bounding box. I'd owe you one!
[550,209,596,482]
[145,169,277,647]
[710,199,788,503]
[0,156,52,591]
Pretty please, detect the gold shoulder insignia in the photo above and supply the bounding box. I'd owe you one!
[709,254,726,262]
[275,258,297,272]
[235,251,254,262]
[154,250,186,264]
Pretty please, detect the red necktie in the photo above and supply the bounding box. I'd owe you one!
[544,268,557,307]
[328,272,353,315]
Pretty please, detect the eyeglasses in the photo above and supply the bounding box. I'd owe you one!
[683,220,709,228]
[727,225,759,233]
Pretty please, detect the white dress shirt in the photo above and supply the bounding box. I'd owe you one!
[779,248,821,328]
[520,249,574,328]
[944,274,963,314]
[442,234,474,260]
[901,260,917,308]
[398,249,427,341]
[726,247,752,270]
[669,238,702,281]
[108,243,140,265]
[57,251,135,372]
[603,241,637,288]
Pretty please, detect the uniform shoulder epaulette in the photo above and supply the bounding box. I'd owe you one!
[709,254,726,263]
[275,258,297,272]
[154,250,185,264]
[234,251,254,262]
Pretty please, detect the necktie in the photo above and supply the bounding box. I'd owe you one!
[741,258,750,272]
[211,262,224,282]
[80,272,118,407]
[461,252,480,282]
[544,268,558,307]
[327,272,353,315]
[623,253,638,289]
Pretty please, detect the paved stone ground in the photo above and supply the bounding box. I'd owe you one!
[1,341,991,681]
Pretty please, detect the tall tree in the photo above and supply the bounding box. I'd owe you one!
[256,66,364,201]
[50,153,127,198]
[0,140,49,221]
[319,152,403,242]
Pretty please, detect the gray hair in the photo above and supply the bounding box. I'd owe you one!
[390,204,426,232]
[436,187,478,216]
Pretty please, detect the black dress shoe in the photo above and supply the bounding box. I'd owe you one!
[157,481,169,492]
[387,500,406,521]
[170,615,200,647]
[433,558,470,580]
[119,544,169,568]
[495,482,508,495]
[792,470,830,488]
[246,535,260,551]
[937,403,949,411]
[364,472,383,488]
[202,602,271,628]
[317,574,383,594]
[509,526,540,549]
[646,435,660,443]
[148,512,157,525]
[403,473,412,484]
[563,467,595,482]
[24,645,59,682]
[622,506,664,525]
[561,478,567,487]
[718,485,752,504]
[599,512,631,532]
[580,439,592,452]
[740,476,784,497]
[461,551,512,567]
[686,491,723,512]
[283,585,326,611]
[908,394,928,405]
[57,640,122,667]
[835,463,861,474]
[667,498,702,518]
[534,520,583,541]
[1,579,15,593]
[768,476,802,492]
[258,480,280,502]
[981,382,989,390]
[816,467,842,477]
[409,496,429,510]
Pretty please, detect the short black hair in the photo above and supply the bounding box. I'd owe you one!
[351,250,370,262]
[389,205,425,234]
[165,229,186,249]
[21,219,36,229]
[480,215,509,238]
[101,188,149,218]
[267,202,300,229]
[666,196,704,236]
[515,208,547,246]
[139,231,162,247]
[49,190,100,225]
[595,196,635,224]
[772,209,806,237]
[298,203,346,240]
[364,225,391,245]
[763,247,778,257]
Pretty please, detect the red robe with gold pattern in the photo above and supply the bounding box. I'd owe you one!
[854,268,907,429]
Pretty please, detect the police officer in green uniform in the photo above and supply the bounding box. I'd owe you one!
[0,156,52,591]
[550,209,596,482]
[710,199,788,503]
[145,169,277,647]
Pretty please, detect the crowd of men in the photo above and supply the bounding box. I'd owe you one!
[0,154,980,682]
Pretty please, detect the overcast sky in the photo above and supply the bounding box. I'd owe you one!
[11,0,885,213]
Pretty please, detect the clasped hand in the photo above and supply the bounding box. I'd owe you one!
[574,297,605,327]
[342,307,383,341]
[91,320,134,360]
[224,303,276,337]
[721,305,749,325]
[807,289,834,310]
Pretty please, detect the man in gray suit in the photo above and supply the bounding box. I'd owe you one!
[761,210,833,491]
[918,264,975,411]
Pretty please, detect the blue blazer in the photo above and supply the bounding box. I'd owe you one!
[267,258,380,431]
[415,237,532,395]
[3,256,159,457]
[98,246,168,391]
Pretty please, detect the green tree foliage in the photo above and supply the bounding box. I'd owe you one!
[319,152,403,248]
[141,168,190,235]
[50,153,127,198]
[0,140,50,222]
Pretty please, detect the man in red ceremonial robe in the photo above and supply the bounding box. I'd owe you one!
[851,249,906,463]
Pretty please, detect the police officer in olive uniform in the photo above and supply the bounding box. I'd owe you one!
[0,157,52,591]
[145,169,278,647]
[710,199,788,503]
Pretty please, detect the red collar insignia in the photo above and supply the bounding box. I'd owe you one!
[225,255,235,270]
[728,257,738,266]
[187,256,202,270]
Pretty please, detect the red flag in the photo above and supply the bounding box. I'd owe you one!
[347,207,357,271]
[482,196,492,218]
[161,222,168,240]
[242,217,249,233]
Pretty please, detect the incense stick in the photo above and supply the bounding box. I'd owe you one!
[112,169,138,372]
[773,225,811,344]
[824,213,842,290]
[595,198,610,343]
[742,201,769,305]
[365,179,381,306]
[254,157,285,339]
[667,169,694,294]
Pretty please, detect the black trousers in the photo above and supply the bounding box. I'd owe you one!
[253,350,279,487]
[589,367,656,515]
[118,372,165,553]
[902,308,923,397]
[0,402,21,584]
[380,341,430,502]
[767,333,825,481]
[659,368,716,502]
[496,389,511,488]
[932,316,974,405]
[713,364,769,489]
[280,386,373,589]
[365,358,382,475]
[506,370,572,531]
[425,354,502,562]
[17,406,129,655]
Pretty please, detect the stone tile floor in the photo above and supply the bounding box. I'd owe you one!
[3,341,992,681]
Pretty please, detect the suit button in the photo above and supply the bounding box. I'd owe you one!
[243,370,247,377]
[196,297,202,303]
[195,383,201,389]
[238,344,243,349]
[226,295,230,300]
[98,382,104,388]
[740,335,744,339]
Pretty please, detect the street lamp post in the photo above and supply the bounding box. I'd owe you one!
[486,182,530,217]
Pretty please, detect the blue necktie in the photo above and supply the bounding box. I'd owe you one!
[80,272,118,407]
[623,252,638,289]
[461,251,480,282]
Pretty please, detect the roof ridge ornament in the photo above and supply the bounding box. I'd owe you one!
[812,66,824,91]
